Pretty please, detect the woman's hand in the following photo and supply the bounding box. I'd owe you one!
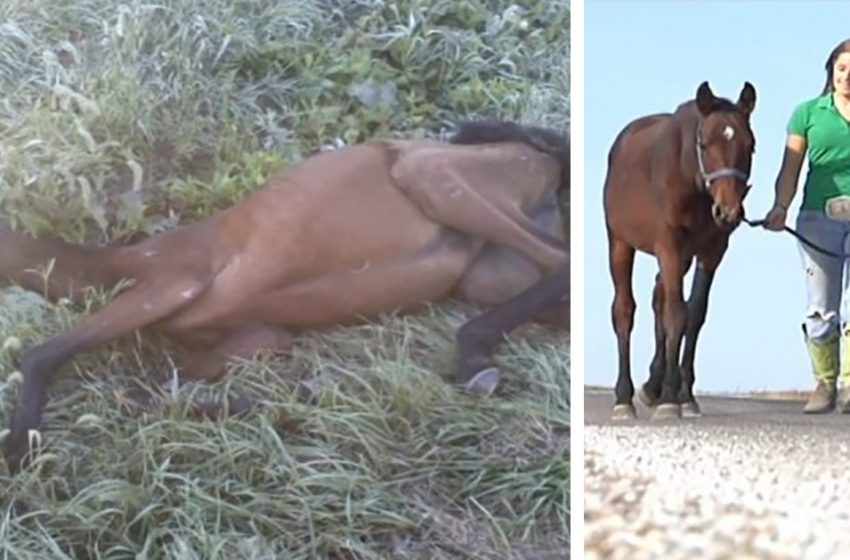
[762,204,787,231]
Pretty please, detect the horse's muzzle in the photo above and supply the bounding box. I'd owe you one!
[712,203,742,230]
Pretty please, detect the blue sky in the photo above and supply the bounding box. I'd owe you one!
[582,1,850,392]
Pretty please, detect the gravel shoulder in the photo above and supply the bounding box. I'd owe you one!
[584,389,850,559]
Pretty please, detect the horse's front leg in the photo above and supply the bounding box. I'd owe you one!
[454,261,568,393]
[678,243,725,417]
[653,244,688,420]
[608,235,638,420]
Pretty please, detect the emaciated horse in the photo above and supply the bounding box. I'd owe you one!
[603,82,755,420]
[0,120,569,473]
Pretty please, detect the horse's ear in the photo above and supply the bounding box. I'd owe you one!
[696,81,714,115]
[737,82,756,117]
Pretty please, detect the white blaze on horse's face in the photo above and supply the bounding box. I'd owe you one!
[699,114,754,231]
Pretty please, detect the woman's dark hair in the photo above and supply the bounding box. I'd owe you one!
[823,39,850,94]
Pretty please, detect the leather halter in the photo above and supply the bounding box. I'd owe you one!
[695,121,750,191]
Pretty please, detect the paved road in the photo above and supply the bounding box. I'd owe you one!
[585,387,850,429]
[584,387,850,560]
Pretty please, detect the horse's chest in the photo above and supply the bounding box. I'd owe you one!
[664,198,725,249]
[667,195,712,229]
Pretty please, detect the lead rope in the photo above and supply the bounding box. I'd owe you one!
[743,216,850,259]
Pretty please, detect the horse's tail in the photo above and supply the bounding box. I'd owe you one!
[0,227,125,302]
[449,120,570,193]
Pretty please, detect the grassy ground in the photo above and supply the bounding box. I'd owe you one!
[0,1,569,558]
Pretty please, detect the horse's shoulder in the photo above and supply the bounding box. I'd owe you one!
[389,139,549,187]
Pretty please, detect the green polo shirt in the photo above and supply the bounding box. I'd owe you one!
[788,94,850,211]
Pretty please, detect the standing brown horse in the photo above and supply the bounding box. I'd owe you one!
[603,82,755,421]
[1,120,569,474]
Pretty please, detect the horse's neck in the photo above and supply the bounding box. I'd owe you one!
[651,119,700,197]
[0,232,123,302]
[672,118,702,194]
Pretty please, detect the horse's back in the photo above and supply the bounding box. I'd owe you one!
[387,138,561,213]
[606,113,670,172]
[603,113,672,253]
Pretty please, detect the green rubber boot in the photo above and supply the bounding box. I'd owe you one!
[803,327,839,414]
[837,328,850,413]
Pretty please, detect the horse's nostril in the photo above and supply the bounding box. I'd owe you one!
[711,204,741,227]
[712,205,723,220]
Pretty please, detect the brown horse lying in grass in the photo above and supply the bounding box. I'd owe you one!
[0,120,569,474]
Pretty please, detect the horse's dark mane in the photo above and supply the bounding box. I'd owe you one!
[449,120,570,191]
[671,96,755,158]
[674,97,740,119]
[670,97,753,164]
[708,98,738,112]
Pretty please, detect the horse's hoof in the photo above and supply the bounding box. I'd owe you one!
[611,403,637,421]
[681,401,702,418]
[638,386,659,408]
[465,367,501,396]
[651,403,681,421]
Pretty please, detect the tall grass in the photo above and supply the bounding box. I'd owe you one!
[0,1,569,557]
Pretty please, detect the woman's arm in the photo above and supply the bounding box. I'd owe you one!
[763,133,806,230]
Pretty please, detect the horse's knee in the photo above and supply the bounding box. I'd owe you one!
[19,335,78,385]
[652,284,664,312]
[18,347,51,384]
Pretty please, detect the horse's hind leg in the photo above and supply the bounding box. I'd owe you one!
[454,262,568,392]
[4,273,209,474]
[124,325,295,418]
[183,325,294,417]
[640,273,666,408]
[178,325,294,382]
[609,235,637,420]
